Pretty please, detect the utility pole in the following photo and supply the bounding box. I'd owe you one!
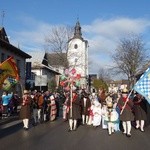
[1,11,5,27]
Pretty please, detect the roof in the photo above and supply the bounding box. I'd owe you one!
[68,21,88,44]
[32,63,60,75]
[26,51,61,74]
[0,27,9,43]
[0,39,31,58]
[27,51,46,66]
[46,52,68,67]
[0,27,31,59]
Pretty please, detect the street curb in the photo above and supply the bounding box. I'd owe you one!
[0,116,19,126]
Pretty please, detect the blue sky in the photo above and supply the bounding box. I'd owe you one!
[1,0,150,76]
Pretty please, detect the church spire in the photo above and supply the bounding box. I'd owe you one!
[73,20,83,39]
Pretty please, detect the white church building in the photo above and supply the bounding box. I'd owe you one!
[67,21,89,88]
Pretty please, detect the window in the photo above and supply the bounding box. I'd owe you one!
[74,44,78,49]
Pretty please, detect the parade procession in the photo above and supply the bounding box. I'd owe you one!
[0,56,150,138]
[0,21,150,139]
[1,1,150,149]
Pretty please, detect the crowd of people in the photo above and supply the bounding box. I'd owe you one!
[19,90,61,130]
[0,91,20,118]
[0,87,148,138]
[61,88,148,137]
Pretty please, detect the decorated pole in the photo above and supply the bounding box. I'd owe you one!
[70,82,73,118]
[59,67,81,119]
[120,89,133,115]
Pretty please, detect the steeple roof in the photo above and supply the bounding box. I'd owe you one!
[73,20,83,40]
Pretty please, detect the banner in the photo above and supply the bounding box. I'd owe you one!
[2,77,18,91]
[0,56,19,89]
[134,67,150,104]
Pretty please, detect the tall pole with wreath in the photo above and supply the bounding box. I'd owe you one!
[60,67,81,118]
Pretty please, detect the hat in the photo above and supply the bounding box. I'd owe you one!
[24,90,29,94]
[122,88,128,94]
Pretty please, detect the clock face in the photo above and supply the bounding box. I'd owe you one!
[74,44,78,49]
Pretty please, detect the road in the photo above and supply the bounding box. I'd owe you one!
[0,118,150,150]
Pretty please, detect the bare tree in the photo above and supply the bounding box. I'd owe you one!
[44,25,74,68]
[112,34,149,88]
[98,67,111,81]
[44,25,87,72]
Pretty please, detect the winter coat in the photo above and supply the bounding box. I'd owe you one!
[19,94,31,119]
[80,97,91,115]
[67,93,81,120]
[133,96,147,121]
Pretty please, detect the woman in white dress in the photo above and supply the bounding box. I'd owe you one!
[91,100,102,128]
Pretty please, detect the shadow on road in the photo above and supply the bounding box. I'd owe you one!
[0,120,22,139]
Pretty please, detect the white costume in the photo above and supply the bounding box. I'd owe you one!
[101,105,108,129]
[91,101,102,127]
[105,108,119,135]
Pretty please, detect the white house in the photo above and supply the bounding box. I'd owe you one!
[26,51,60,91]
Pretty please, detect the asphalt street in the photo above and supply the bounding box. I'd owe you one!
[1,118,150,150]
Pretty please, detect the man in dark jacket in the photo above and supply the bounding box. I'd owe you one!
[117,89,134,137]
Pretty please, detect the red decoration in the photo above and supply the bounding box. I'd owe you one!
[71,68,76,75]
[60,81,65,86]
[76,74,81,79]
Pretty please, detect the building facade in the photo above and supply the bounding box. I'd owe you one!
[26,51,60,91]
[0,27,31,95]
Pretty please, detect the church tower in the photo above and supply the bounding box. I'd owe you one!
[67,20,89,88]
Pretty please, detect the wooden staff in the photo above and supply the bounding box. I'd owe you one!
[120,89,133,115]
[70,83,73,118]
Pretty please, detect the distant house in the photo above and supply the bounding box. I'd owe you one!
[0,27,31,95]
[26,51,61,91]
[107,79,129,92]
[46,52,68,74]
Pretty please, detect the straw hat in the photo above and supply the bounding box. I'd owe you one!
[122,88,128,94]
[23,90,29,94]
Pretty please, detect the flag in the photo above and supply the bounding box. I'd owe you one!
[0,56,19,88]
[2,77,18,91]
[133,67,150,104]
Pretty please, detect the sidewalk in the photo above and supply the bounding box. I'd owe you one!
[0,115,22,130]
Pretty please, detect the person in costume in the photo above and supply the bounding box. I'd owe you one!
[87,92,99,126]
[62,92,69,121]
[105,95,119,135]
[87,101,94,125]
[101,103,108,129]
[1,91,12,117]
[31,91,38,125]
[80,91,91,125]
[19,90,32,130]
[43,91,50,122]
[117,88,134,137]
[111,91,121,132]
[33,91,44,123]
[133,92,147,132]
[67,90,81,132]
[98,88,106,106]
[49,94,57,121]
[91,100,102,128]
